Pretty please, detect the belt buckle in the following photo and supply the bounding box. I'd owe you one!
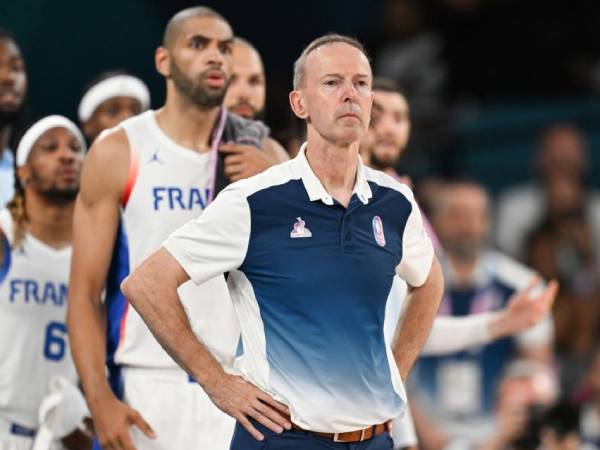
[332,428,367,443]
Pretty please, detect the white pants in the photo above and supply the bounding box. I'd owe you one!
[123,367,235,450]
[0,432,33,450]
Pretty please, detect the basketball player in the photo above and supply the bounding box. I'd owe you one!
[223,38,265,120]
[0,29,27,206]
[0,115,90,450]
[78,71,151,143]
[67,7,286,450]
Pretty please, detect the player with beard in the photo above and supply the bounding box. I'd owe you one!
[67,7,285,450]
[0,116,91,450]
[363,78,410,184]
[223,38,265,120]
[0,29,27,206]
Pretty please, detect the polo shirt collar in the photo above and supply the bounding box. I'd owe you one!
[294,142,372,205]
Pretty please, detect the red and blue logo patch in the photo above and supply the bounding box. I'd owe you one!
[372,215,386,247]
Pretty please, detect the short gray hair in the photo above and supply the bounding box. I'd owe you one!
[292,34,369,90]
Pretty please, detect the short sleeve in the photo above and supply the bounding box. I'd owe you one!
[395,187,434,287]
[163,186,251,285]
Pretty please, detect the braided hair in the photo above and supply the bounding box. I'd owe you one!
[6,151,26,248]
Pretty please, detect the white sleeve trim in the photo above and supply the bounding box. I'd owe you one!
[394,187,434,287]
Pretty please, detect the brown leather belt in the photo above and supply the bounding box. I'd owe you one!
[291,421,390,443]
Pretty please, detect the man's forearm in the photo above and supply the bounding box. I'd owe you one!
[120,250,224,388]
[421,313,493,356]
[393,257,444,379]
[67,295,114,409]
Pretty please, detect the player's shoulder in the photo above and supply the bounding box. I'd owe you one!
[89,125,130,159]
[364,166,415,202]
[79,125,131,200]
[487,250,537,291]
[120,109,153,128]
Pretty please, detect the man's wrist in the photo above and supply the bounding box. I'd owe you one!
[85,382,117,411]
[488,311,509,340]
[194,359,226,391]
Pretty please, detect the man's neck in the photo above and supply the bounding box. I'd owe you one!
[25,193,74,249]
[447,253,479,288]
[382,167,399,178]
[155,92,221,153]
[305,131,359,208]
[0,125,11,151]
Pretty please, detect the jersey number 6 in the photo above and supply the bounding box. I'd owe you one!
[44,321,67,361]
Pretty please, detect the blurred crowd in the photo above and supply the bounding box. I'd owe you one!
[2,2,600,450]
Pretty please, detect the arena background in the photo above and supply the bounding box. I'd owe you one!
[2,0,600,194]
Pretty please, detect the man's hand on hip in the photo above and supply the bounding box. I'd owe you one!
[204,372,291,441]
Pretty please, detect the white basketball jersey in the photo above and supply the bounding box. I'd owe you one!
[107,110,239,379]
[0,209,77,428]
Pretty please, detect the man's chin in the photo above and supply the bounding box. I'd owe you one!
[230,105,257,119]
[41,187,79,203]
[369,153,400,170]
[0,107,24,127]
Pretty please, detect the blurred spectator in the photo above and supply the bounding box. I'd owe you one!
[411,180,553,448]
[78,70,150,143]
[0,29,27,206]
[478,360,559,450]
[375,0,446,122]
[527,173,600,394]
[373,0,448,178]
[539,402,585,450]
[578,348,600,448]
[496,124,600,264]
[223,37,265,120]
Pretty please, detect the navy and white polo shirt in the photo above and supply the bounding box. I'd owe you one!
[163,143,434,433]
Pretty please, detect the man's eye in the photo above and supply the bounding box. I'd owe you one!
[325,80,338,86]
[191,39,203,49]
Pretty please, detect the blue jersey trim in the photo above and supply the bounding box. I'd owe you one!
[104,220,130,399]
[0,232,12,286]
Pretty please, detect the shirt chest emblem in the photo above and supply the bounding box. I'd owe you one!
[290,217,312,238]
[372,215,386,247]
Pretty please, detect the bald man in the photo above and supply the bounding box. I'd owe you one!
[223,37,265,120]
[67,7,286,450]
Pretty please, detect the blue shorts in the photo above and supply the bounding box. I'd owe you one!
[229,419,394,450]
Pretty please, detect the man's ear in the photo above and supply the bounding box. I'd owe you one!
[82,120,94,139]
[16,165,29,187]
[289,90,308,120]
[155,47,171,78]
